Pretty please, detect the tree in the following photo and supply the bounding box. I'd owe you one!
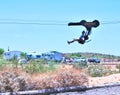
[0,48,4,55]
[21,52,26,58]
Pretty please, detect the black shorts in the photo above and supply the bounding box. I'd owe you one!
[78,39,85,44]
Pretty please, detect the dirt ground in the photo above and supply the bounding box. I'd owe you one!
[88,63,120,86]
[14,64,120,86]
[57,64,120,86]
[67,63,120,86]
[89,73,120,86]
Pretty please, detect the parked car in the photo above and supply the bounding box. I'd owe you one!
[18,59,27,64]
[73,58,86,63]
[88,58,100,63]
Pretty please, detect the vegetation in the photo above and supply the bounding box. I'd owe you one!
[0,48,4,58]
[116,64,120,73]
[72,62,88,69]
[0,72,26,92]
[20,52,26,58]
[0,57,120,92]
[0,48,4,55]
[0,59,3,69]
[64,52,120,59]
[23,59,57,74]
[66,53,81,58]
[0,49,120,92]
[0,59,88,92]
[87,65,114,77]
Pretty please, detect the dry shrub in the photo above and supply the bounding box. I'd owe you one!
[0,72,26,93]
[55,70,88,87]
[33,69,88,90]
[0,64,88,91]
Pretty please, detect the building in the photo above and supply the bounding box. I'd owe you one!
[26,52,41,60]
[4,51,22,60]
[42,51,63,61]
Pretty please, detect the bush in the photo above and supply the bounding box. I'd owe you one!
[0,48,4,56]
[48,61,56,71]
[73,62,88,69]
[11,55,19,68]
[33,70,88,89]
[116,64,120,73]
[24,60,57,74]
[0,72,26,93]
[0,59,4,69]
[87,65,113,77]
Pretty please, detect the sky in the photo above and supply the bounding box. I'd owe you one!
[0,0,120,55]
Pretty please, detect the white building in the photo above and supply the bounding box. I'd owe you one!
[4,51,22,60]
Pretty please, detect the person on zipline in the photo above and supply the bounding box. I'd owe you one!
[67,30,89,44]
[67,20,100,45]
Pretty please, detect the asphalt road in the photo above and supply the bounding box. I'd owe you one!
[52,85,120,95]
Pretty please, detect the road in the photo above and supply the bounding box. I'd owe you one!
[53,85,120,95]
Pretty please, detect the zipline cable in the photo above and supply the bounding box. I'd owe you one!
[0,19,119,25]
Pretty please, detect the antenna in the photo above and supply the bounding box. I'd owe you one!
[8,46,10,51]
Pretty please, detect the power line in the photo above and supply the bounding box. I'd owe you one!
[0,19,67,25]
[101,21,120,24]
[0,19,120,25]
[0,19,68,22]
[0,19,68,25]
[0,21,67,25]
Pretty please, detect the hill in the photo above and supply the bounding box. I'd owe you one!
[64,52,120,62]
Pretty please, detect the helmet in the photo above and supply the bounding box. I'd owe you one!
[82,31,85,34]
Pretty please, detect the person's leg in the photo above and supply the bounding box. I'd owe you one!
[67,39,79,44]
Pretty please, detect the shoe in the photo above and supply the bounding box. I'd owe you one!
[67,41,70,44]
